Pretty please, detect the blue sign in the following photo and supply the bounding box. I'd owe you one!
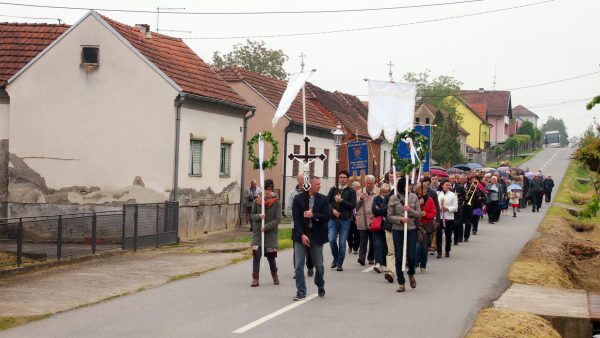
[396,125,431,172]
[347,140,369,177]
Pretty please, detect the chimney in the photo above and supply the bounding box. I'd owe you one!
[135,24,152,38]
[478,87,485,93]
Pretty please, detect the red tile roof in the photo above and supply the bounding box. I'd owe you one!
[0,22,69,86]
[461,90,511,117]
[513,105,538,118]
[306,83,369,138]
[470,103,488,120]
[100,15,249,108]
[218,67,337,130]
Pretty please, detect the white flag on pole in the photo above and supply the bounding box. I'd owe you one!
[272,71,314,127]
[367,80,417,142]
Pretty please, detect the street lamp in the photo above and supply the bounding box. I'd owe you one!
[332,124,345,186]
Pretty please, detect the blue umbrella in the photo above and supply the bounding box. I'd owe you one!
[467,163,483,170]
[507,183,522,191]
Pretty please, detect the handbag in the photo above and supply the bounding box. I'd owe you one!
[473,208,485,217]
[369,216,383,232]
[417,227,427,243]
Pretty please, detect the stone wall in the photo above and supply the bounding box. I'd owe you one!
[9,202,120,218]
[177,182,241,240]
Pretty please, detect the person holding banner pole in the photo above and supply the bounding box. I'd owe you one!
[387,177,421,292]
[250,179,282,287]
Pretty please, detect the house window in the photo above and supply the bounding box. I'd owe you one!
[220,143,231,177]
[425,117,430,125]
[292,145,300,176]
[323,149,330,178]
[81,46,99,66]
[189,139,203,176]
[415,117,420,124]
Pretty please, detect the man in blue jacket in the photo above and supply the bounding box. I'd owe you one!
[292,176,330,301]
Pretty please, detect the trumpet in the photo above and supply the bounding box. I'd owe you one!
[464,179,479,207]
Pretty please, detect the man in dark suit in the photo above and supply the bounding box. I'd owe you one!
[292,176,330,301]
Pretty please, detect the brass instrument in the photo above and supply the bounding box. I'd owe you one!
[464,180,479,206]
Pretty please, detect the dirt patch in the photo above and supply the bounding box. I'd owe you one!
[568,219,595,232]
[566,243,600,291]
[570,195,587,205]
[509,237,576,289]
[466,308,560,338]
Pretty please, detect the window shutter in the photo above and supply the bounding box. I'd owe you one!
[190,140,202,175]
[224,144,231,176]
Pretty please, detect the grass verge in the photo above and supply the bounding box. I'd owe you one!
[0,314,52,331]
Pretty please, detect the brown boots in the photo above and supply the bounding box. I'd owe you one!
[251,270,279,287]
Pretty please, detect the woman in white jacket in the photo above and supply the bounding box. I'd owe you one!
[436,179,458,258]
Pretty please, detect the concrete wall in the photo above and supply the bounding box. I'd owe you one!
[179,203,239,240]
[178,99,246,194]
[6,14,178,194]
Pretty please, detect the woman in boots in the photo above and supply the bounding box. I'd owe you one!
[250,179,282,287]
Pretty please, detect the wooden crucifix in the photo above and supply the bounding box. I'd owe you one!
[288,136,327,234]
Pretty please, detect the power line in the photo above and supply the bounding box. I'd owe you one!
[0,14,61,23]
[0,0,489,15]
[527,98,593,109]
[508,71,600,91]
[184,0,554,40]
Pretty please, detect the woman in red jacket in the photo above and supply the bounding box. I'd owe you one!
[415,183,436,273]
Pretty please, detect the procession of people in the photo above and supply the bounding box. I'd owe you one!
[246,165,555,300]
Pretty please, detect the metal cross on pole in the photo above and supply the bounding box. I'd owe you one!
[388,61,394,82]
[288,136,327,235]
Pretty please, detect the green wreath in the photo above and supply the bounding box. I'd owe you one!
[391,130,429,174]
[247,131,279,170]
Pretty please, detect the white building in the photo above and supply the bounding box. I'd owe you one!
[0,12,254,230]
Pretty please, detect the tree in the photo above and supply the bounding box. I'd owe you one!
[212,40,288,80]
[574,118,600,220]
[405,71,465,165]
[404,71,463,121]
[431,111,464,166]
[517,121,537,149]
[505,136,519,158]
[541,116,569,147]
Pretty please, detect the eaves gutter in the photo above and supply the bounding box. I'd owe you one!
[186,92,256,113]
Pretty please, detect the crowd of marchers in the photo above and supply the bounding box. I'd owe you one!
[243,168,555,300]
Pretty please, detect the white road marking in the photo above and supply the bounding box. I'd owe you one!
[233,293,319,333]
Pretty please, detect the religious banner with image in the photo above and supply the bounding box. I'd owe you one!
[396,125,431,172]
[347,140,369,178]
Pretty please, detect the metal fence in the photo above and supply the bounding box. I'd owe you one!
[0,202,179,269]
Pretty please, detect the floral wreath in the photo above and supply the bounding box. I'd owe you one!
[391,130,429,174]
[247,131,279,170]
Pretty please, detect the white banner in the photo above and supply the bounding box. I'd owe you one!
[367,80,417,142]
[272,71,314,127]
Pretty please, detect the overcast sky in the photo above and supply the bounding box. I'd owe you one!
[2,0,598,137]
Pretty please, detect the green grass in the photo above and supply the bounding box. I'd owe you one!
[223,228,293,249]
[0,314,51,331]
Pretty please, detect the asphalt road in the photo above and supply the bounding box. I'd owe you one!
[1,148,572,338]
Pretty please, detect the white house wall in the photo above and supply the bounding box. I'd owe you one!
[284,132,335,199]
[178,100,245,193]
[6,14,178,194]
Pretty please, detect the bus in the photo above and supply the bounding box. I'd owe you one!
[544,130,560,148]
